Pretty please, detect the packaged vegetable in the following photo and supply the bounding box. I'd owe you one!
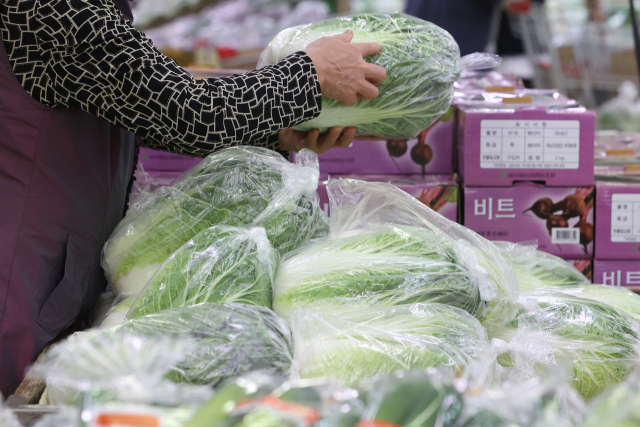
[128,226,278,319]
[35,303,294,395]
[494,290,640,399]
[584,371,640,427]
[102,147,326,296]
[290,302,493,383]
[259,13,500,138]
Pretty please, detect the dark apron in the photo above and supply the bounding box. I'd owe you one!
[0,1,135,396]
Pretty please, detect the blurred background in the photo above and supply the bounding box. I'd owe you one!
[132,0,640,131]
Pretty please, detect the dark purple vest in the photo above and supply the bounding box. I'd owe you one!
[0,2,135,396]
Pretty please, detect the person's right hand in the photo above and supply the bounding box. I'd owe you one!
[304,30,386,106]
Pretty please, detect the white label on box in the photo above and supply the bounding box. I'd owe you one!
[480,120,580,169]
[551,227,580,244]
[611,194,640,242]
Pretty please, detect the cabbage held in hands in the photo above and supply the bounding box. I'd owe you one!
[259,14,467,138]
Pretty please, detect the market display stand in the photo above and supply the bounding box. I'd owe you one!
[6,352,57,427]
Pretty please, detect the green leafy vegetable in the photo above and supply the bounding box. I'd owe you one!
[358,370,463,427]
[584,374,640,427]
[495,242,590,292]
[290,303,492,383]
[128,226,278,319]
[102,147,325,291]
[495,291,640,400]
[274,224,485,319]
[546,285,640,324]
[259,14,461,138]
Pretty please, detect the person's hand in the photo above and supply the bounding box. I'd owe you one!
[304,30,387,106]
[279,127,356,154]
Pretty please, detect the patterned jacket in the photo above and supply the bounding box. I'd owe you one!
[0,0,323,156]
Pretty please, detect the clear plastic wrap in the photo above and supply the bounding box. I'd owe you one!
[597,81,640,132]
[128,226,278,319]
[0,397,18,427]
[458,377,586,427]
[35,303,294,394]
[258,13,500,139]
[494,291,640,400]
[102,147,326,296]
[290,302,493,383]
[358,369,463,427]
[494,241,590,292]
[584,371,640,427]
[546,284,640,324]
[274,224,485,320]
[320,179,519,336]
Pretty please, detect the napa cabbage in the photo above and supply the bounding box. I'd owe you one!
[494,291,640,400]
[128,226,278,319]
[260,14,498,138]
[102,147,326,295]
[290,302,492,383]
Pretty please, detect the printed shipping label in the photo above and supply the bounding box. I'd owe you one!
[551,228,580,244]
[611,194,640,243]
[480,120,580,169]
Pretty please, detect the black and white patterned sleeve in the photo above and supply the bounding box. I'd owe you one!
[29,0,323,156]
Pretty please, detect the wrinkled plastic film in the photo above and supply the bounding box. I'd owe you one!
[459,53,502,73]
[325,179,519,335]
[289,302,493,383]
[259,13,461,138]
[274,224,486,320]
[127,225,279,319]
[495,290,640,400]
[101,147,325,296]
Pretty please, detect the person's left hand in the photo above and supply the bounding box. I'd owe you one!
[279,127,384,154]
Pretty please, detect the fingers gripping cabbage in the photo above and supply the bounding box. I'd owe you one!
[259,14,462,138]
[495,291,640,400]
[102,147,325,294]
[128,226,278,319]
[290,303,492,383]
[274,225,484,319]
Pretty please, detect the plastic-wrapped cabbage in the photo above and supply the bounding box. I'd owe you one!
[102,147,326,295]
[494,291,640,400]
[128,226,278,319]
[459,377,586,427]
[259,14,500,139]
[548,285,640,324]
[495,242,590,292]
[274,224,485,320]
[36,303,293,392]
[311,179,518,336]
[358,370,463,427]
[290,302,492,383]
[584,372,640,427]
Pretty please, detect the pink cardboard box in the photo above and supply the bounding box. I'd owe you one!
[318,174,459,222]
[594,260,640,287]
[139,148,202,172]
[292,107,455,175]
[456,93,595,187]
[464,183,595,259]
[595,180,640,260]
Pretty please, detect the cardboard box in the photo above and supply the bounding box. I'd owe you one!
[456,91,595,186]
[139,148,202,172]
[318,174,459,222]
[464,183,595,259]
[292,107,455,175]
[567,259,594,282]
[594,260,640,288]
[595,180,640,260]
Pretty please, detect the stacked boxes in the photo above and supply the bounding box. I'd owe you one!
[458,88,596,269]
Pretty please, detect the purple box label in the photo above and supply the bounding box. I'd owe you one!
[318,175,458,222]
[594,260,640,287]
[139,148,202,172]
[294,110,454,175]
[595,181,640,260]
[464,183,595,259]
[458,107,595,187]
